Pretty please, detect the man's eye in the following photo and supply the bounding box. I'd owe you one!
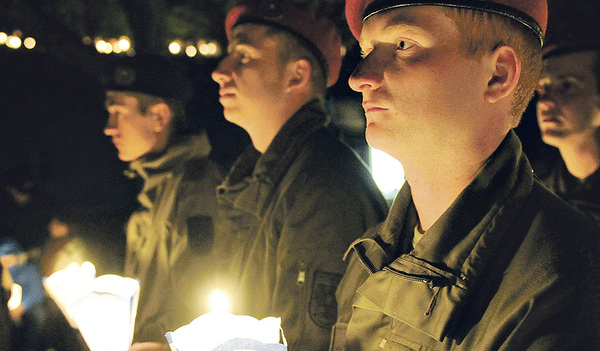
[397,40,414,51]
[535,84,545,95]
[237,51,250,64]
[561,81,577,94]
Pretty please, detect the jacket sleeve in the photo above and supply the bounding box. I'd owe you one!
[168,161,223,331]
[495,277,600,350]
[272,172,385,350]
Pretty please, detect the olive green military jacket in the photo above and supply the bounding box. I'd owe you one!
[536,155,600,225]
[125,133,223,343]
[332,131,600,350]
[214,100,388,350]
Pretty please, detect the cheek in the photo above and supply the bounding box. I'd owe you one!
[123,120,156,145]
[562,96,594,119]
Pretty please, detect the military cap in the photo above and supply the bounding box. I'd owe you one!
[102,54,194,102]
[346,0,548,46]
[225,0,342,87]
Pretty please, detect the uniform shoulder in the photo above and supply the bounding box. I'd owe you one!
[519,182,600,273]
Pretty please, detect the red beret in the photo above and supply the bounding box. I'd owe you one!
[225,0,342,87]
[346,0,548,46]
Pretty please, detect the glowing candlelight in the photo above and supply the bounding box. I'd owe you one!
[165,290,287,351]
[43,262,140,351]
[7,283,22,311]
[208,289,231,314]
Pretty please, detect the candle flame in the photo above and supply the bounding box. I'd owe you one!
[209,289,231,314]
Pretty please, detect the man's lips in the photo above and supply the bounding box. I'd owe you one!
[218,89,236,105]
[362,101,388,113]
[538,112,561,124]
[219,89,236,98]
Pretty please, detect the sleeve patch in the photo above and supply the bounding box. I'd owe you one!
[309,270,342,329]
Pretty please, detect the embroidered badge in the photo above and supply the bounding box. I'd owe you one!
[309,270,342,328]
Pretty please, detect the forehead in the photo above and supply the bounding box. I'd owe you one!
[359,6,457,47]
[229,23,279,49]
[542,51,598,78]
[105,91,139,108]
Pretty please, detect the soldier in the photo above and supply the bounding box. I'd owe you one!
[103,54,223,351]
[332,0,600,349]
[535,44,600,224]
[211,1,388,349]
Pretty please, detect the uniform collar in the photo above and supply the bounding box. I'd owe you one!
[350,130,535,281]
[128,132,212,181]
[222,99,329,187]
[129,133,212,209]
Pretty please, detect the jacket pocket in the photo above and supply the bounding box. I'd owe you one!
[355,255,468,343]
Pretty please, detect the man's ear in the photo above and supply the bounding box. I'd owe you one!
[148,102,172,133]
[484,45,520,104]
[285,59,311,92]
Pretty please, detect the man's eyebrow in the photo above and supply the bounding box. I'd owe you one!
[229,30,251,49]
[361,12,427,48]
[386,11,420,27]
[105,93,127,108]
[105,96,117,107]
[231,30,250,42]
[543,73,587,82]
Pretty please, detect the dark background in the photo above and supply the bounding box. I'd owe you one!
[1,0,599,242]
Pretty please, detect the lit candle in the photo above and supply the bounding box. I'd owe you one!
[165,290,287,351]
[43,262,140,351]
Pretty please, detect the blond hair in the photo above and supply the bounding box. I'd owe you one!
[444,8,543,127]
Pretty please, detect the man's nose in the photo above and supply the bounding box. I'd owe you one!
[348,53,383,93]
[104,114,118,136]
[212,57,233,86]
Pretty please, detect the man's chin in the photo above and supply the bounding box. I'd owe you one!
[541,130,567,146]
[118,153,137,162]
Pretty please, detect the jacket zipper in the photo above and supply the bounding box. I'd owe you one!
[383,266,443,317]
[382,266,434,285]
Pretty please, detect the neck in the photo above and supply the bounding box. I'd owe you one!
[249,93,314,153]
[557,131,600,180]
[404,133,505,231]
[407,163,480,231]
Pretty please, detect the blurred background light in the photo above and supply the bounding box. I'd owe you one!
[23,37,36,49]
[370,147,405,202]
[168,40,181,55]
[7,36,22,49]
[185,45,197,57]
[95,39,107,53]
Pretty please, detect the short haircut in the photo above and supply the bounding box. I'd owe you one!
[263,26,328,100]
[443,8,543,127]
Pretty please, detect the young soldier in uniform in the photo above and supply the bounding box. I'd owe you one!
[211,1,388,349]
[535,44,600,224]
[331,0,600,349]
[103,54,223,351]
